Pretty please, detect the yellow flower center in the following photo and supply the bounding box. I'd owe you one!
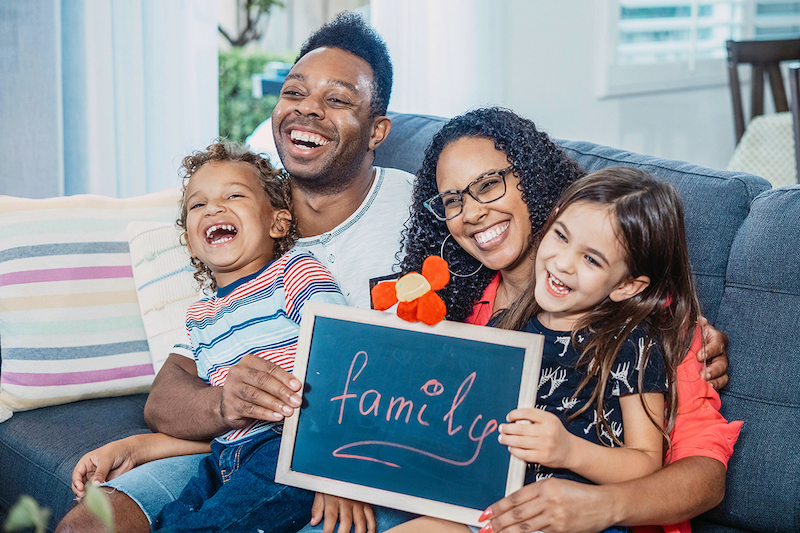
[395,272,431,302]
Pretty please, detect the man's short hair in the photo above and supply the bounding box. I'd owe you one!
[297,11,393,118]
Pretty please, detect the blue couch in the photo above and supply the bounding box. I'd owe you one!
[0,112,797,532]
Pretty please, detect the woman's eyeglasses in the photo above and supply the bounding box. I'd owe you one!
[423,166,514,221]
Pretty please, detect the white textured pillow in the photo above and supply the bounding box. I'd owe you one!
[126,221,198,374]
[0,188,182,419]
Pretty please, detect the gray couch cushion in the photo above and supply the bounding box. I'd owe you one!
[0,393,150,529]
[376,113,449,175]
[558,140,771,324]
[707,185,800,533]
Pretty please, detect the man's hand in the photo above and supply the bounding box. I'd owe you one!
[484,477,613,533]
[220,353,303,427]
[308,493,376,533]
[697,316,729,390]
[146,353,303,440]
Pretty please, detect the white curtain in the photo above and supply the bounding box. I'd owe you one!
[370,0,507,118]
[0,0,218,199]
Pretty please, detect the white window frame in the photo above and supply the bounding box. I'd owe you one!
[597,0,800,97]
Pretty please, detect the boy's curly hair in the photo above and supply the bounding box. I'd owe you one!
[399,107,585,322]
[177,141,297,291]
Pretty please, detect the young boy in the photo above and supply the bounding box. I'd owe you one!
[72,142,347,532]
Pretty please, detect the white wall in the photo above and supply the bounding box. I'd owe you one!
[373,0,740,170]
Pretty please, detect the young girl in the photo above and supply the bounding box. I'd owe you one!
[390,167,700,533]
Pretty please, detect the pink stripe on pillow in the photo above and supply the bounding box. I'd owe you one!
[2,364,154,386]
[0,266,134,286]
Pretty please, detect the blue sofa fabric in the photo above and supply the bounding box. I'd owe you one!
[0,394,150,526]
[0,112,793,533]
[711,186,800,533]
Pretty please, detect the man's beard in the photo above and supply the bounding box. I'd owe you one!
[283,148,374,197]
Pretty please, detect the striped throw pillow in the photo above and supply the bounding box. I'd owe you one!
[0,188,182,419]
[126,221,198,374]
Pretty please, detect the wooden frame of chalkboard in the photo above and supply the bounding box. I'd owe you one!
[276,301,544,527]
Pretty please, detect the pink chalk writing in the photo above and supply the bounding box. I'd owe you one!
[328,351,498,468]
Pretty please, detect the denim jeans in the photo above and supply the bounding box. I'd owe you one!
[104,452,206,524]
[153,426,314,533]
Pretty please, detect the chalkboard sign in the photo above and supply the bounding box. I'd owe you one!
[276,302,543,526]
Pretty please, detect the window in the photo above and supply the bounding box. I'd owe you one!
[600,0,800,96]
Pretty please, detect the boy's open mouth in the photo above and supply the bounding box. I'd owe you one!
[290,129,331,149]
[205,224,238,245]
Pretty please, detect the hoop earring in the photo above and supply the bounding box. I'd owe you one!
[440,234,483,278]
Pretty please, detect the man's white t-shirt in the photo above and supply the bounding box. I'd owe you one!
[293,166,414,309]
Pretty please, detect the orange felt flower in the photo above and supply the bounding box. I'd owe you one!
[371,256,450,325]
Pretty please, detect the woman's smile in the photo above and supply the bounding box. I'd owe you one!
[473,221,510,246]
[436,137,532,277]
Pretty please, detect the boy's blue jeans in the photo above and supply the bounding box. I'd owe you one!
[152,425,314,533]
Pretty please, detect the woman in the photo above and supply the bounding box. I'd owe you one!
[392,107,739,533]
[401,107,583,323]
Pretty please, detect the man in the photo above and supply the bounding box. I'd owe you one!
[56,12,416,533]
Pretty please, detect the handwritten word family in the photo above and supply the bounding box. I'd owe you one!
[328,350,499,468]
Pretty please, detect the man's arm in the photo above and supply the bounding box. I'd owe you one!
[144,353,303,439]
[487,456,725,533]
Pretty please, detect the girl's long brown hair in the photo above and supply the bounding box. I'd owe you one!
[496,167,700,453]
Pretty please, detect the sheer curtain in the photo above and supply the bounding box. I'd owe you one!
[0,0,218,199]
[370,0,507,118]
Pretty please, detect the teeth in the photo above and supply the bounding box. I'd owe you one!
[475,222,509,244]
[205,224,236,239]
[290,130,330,146]
[547,272,572,295]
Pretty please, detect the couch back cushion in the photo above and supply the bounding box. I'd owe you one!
[0,188,182,416]
[377,113,450,175]
[709,185,800,533]
[558,140,771,324]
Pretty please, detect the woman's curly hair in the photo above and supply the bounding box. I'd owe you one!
[177,141,298,292]
[399,107,585,322]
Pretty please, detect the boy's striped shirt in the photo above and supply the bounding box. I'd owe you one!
[173,250,346,443]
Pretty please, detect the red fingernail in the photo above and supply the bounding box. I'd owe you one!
[478,507,492,522]
[479,523,492,533]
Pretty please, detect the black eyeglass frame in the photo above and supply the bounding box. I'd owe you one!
[423,166,515,221]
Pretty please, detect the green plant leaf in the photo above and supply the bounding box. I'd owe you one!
[3,495,50,533]
[219,48,295,143]
[84,483,114,532]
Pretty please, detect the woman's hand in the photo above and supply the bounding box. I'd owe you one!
[71,438,139,499]
[480,477,614,533]
[698,316,729,390]
[498,408,576,470]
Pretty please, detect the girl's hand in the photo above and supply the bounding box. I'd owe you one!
[308,492,376,533]
[498,408,576,470]
[71,438,138,500]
